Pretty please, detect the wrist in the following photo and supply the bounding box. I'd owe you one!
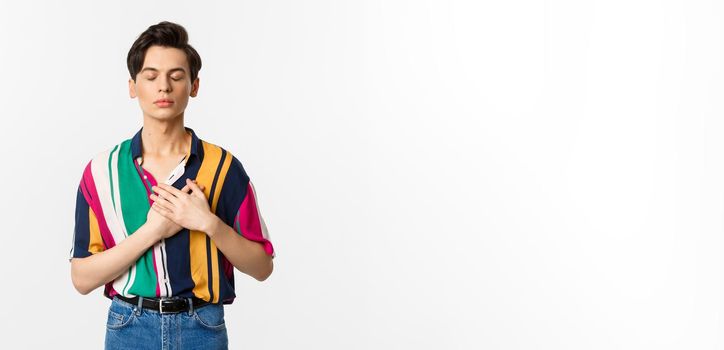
[140,222,163,244]
[201,213,222,237]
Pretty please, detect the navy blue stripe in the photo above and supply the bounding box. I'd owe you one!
[205,235,214,301]
[164,148,203,299]
[216,155,250,229]
[207,148,227,208]
[79,173,108,249]
[218,252,236,304]
[71,186,92,258]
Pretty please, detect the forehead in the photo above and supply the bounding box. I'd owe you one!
[141,45,189,72]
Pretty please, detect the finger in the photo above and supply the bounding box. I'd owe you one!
[152,185,174,197]
[151,202,173,217]
[150,194,174,210]
[192,178,205,190]
[186,178,207,198]
[152,185,181,206]
[180,183,204,193]
[157,183,185,198]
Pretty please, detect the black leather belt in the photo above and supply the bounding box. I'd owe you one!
[116,295,211,314]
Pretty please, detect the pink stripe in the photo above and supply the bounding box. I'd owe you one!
[236,182,274,256]
[134,159,159,205]
[134,160,152,201]
[81,161,116,248]
[106,285,118,298]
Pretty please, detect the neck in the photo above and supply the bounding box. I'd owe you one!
[141,114,190,158]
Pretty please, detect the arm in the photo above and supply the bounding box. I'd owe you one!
[70,182,202,295]
[203,216,273,281]
[70,224,161,295]
[150,179,274,282]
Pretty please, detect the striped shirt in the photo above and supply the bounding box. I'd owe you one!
[70,126,275,304]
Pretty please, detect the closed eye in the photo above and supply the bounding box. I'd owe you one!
[146,77,183,81]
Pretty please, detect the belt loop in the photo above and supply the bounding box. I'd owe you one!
[136,296,144,316]
[187,297,194,316]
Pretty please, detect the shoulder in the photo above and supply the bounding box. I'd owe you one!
[86,139,129,166]
[76,140,125,201]
[78,137,131,183]
[204,143,253,222]
[226,151,249,181]
[198,140,250,181]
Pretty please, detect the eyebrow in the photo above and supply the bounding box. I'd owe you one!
[139,67,187,74]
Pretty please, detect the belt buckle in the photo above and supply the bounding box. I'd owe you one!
[159,297,170,314]
[159,297,183,314]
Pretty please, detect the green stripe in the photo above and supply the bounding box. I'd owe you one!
[108,144,119,212]
[117,139,157,297]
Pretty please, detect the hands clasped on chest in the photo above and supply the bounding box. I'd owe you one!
[145,179,216,240]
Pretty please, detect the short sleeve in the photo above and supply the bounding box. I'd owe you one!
[69,161,106,261]
[218,155,275,259]
[234,180,275,258]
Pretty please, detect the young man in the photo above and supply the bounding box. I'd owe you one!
[69,21,275,350]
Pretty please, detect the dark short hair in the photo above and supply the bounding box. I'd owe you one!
[127,21,202,83]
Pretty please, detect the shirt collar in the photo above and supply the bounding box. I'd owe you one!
[131,126,202,161]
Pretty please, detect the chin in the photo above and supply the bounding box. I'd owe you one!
[146,111,181,121]
[146,114,179,122]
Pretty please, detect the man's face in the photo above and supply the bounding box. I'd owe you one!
[128,45,199,121]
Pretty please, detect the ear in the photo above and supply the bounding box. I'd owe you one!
[128,78,137,98]
[190,77,199,97]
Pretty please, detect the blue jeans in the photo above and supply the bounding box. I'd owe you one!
[104,295,228,350]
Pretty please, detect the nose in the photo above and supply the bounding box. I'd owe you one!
[158,76,171,93]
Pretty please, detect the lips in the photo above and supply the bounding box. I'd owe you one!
[154,99,174,107]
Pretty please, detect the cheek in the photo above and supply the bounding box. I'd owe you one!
[136,84,156,99]
[175,82,192,94]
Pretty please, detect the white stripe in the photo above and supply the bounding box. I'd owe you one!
[151,156,186,296]
[110,146,128,238]
[111,144,137,296]
[91,147,127,245]
[69,223,77,259]
[92,144,136,296]
[152,240,166,296]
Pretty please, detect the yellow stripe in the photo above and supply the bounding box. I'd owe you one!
[209,151,233,302]
[190,141,223,301]
[88,207,104,254]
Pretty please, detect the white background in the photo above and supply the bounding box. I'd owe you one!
[0,0,722,349]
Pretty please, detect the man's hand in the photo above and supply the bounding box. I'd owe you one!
[150,179,216,233]
[145,203,182,240]
[146,180,206,239]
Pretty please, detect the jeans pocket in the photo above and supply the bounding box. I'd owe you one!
[106,298,137,330]
[193,304,226,330]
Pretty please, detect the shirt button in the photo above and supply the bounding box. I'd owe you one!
[143,175,148,179]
